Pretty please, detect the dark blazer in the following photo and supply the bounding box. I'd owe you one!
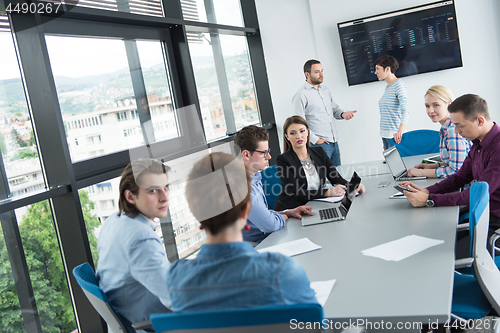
[273,146,348,211]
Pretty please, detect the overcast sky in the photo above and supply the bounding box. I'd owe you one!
[0,0,245,80]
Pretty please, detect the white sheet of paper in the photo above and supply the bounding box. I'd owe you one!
[257,238,321,257]
[310,279,336,307]
[389,192,407,199]
[361,235,444,262]
[314,191,361,203]
[314,195,344,203]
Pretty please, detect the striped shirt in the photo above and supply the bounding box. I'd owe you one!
[379,79,409,138]
[435,118,472,178]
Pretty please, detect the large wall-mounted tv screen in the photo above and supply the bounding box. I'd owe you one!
[338,1,462,86]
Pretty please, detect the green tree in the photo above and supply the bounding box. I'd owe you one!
[14,148,39,160]
[0,132,7,156]
[29,130,36,147]
[78,190,100,267]
[0,230,24,332]
[0,192,100,332]
[11,128,27,148]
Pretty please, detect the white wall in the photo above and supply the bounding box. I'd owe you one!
[256,0,500,164]
[254,0,317,151]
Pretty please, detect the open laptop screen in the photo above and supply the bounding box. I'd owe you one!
[383,146,406,178]
[343,171,361,212]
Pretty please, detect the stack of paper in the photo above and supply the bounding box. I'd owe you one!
[361,235,444,261]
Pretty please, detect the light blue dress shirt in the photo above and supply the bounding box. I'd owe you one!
[167,242,318,313]
[96,212,172,324]
[244,171,286,243]
[292,81,344,144]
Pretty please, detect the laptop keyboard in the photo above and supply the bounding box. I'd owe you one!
[319,207,341,220]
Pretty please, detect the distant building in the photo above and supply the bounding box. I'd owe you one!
[5,158,44,197]
[2,91,258,258]
[4,158,44,221]
[63,94,207,257]
[63,94,178,161]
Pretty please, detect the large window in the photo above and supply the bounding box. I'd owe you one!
[46,37,179,162]
[61,0,164,16]
[1,204,79,333]
[189,33,260,141]
[0,1,274,331]
[182,0,244,26]
[219,35,260,131]
[0,28,44,198]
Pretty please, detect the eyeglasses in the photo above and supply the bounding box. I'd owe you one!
[249,148,271,157]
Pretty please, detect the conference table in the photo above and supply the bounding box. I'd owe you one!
[256,155,459,332]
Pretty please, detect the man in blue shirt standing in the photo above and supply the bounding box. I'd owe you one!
[293,59,358,166]
[234,125,313,243]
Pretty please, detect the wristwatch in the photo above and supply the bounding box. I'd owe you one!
[426,199,435,207]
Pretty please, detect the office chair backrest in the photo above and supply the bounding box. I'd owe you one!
[471,183,500,315]
[150,303,324,333]
[72,263,131,333]
[468,182,490,257]
[389,129,440,157]
[260,165,281,209]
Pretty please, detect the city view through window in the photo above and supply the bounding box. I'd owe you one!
[0,33,259,262]
[0,0,270,331]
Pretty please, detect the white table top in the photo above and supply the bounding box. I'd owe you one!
[257,157,457,326]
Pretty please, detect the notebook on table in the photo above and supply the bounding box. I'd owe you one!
[382,146,426,181]
[301,172,361,227]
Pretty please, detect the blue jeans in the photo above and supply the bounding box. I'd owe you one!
[382,138,394,150]
[311,141,341,166]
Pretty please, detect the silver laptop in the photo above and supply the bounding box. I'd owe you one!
[383,146,426,181]
[301,172,361,227]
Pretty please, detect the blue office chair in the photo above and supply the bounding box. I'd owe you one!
[72,263,133,333]
[451,182,500,330]
[260,165,281,209]
[150,303,324,333]
[389,129,440,157]
[455,184,500,275]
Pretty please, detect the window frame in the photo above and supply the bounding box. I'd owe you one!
[1,1,279,332]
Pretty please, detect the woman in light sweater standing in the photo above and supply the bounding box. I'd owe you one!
[374,55,409,150]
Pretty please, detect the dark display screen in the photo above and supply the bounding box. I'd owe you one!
[338,1,462,86]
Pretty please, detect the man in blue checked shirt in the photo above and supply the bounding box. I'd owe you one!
[234,125,313,243]
[293,59,358,166]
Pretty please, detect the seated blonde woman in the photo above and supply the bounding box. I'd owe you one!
[407,85,472,178]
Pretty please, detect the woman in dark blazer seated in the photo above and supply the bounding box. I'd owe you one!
[274,116,365,211]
